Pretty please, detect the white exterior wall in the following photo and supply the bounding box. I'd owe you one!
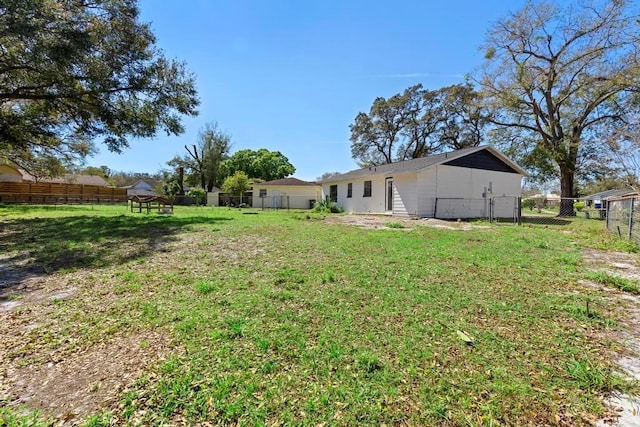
[323,176,386,214]
[253,185,322,209]
[391,173,417,217]
[417,167,438,217]
[207,192,220,206]
[425,165,522,219]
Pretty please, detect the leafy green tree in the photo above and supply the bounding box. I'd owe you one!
[221,171,250,205]
[350,83,488,166]
[168,122,232,191]
[0,0,199,168]
[162,178,181,201]
[438,83,488,150]
[220,149,295,182]
[316,171,342,182]
[80,166,111,179]
[481,0,640,215]
[186,188,206,206]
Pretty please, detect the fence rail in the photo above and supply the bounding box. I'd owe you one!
[0,181,127,205]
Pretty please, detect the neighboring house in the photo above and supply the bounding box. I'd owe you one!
[252,177,322,209]
[321,145,527,219]
[49,174,108,186]
[0,164,108,186]
[584,188,637,209]
[525,193,561,207]
[0,164,26,182]
[121,179,156,196]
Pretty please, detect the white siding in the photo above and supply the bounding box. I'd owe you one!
[322,164,523,218]
[433,166,522,219]
[417,167,438,217]
[392,173,417,217]
[207,192,220,206]
[252,185,322,209]
[322,176,385,214]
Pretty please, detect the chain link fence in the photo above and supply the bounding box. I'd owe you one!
[606,197,640,244]
[434,196,521,223]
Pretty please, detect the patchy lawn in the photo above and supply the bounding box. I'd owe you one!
[0,204,638,426]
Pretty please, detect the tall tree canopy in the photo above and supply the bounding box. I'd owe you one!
[350,83,488,166]
[0,0,199,173]
[481,0,640,215]
[220,149,295,182]
[169,122,231,191]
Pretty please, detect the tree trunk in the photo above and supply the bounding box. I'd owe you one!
[178,167,185,195]
[559,165,575,216]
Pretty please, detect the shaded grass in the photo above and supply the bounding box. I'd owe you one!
[0,206,636,426]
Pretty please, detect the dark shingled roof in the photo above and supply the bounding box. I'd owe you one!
[258,177,319,186]
[321,146,526,183]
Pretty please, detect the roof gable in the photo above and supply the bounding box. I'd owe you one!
[443,149,519,173]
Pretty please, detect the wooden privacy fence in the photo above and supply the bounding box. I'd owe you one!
[0,182,127,204]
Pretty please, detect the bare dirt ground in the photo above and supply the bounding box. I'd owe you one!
[323,214,477,230]
[0,250,175,425]
[583,249,640,427]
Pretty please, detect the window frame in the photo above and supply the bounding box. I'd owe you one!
[329,184,338,202]
[347,183,353,198]
[363,180,372,197]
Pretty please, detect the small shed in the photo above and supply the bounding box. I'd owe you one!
[206,187,222,206]
[252,177,322,209]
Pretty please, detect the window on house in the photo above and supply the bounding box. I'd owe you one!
[363,180,372,197]
[259,189,267,197]
[329,185,338,202]
[347,183,352,198]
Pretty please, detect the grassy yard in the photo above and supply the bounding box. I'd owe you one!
[0,204,636,426]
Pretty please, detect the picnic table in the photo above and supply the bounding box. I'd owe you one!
[128,195,173,213]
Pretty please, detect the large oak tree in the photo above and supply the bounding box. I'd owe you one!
[220,149,295,182]
[0,0,199,173]
[481,0,640,215]
[349,83,487,166]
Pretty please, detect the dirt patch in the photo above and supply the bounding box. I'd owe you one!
[323,214,475,230]
[0,244,184,424]
[3,330,172,423]
[585,249,640,427]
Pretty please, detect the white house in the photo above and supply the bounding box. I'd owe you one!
[321,145,527,219]
[121,179,156,196]
[252,177,322,209]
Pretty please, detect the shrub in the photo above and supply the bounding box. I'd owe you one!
[573,201,585,212]
[187,188,206,206]
[313,199,344,213]
[522,198,536,210]
[385,221,405,229]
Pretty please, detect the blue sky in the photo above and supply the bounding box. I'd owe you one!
[90,0,529,182]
